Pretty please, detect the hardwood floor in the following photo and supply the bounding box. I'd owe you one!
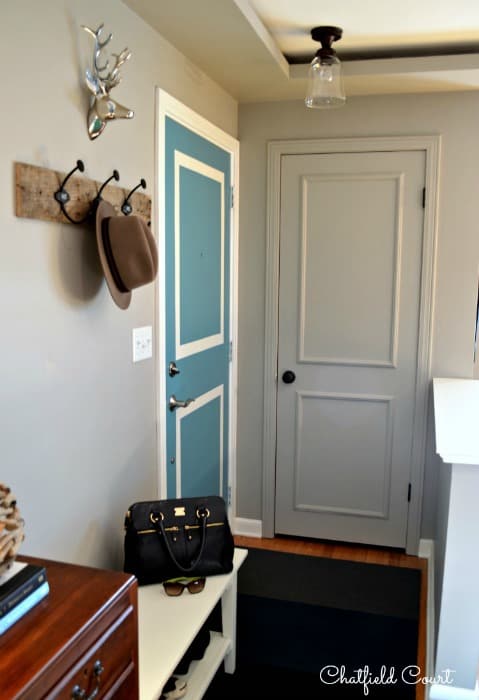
[234,534,428,700]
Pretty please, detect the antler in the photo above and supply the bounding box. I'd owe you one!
[83,24,131,95]
[104,48,132,91]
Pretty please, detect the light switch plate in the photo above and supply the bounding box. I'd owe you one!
[132,326,153,362]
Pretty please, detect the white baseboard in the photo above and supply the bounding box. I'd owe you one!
[418,537,434,560]
[232,517,262,538]
[419,538,436,698]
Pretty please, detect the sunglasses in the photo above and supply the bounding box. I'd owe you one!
[163,578,206,597]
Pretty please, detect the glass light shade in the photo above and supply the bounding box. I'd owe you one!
[305,54,345,108]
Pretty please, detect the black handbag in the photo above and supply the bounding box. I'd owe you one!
[123,495,235,585]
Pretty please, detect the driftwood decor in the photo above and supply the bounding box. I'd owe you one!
[0,483,25,575]
[15,162,151,226]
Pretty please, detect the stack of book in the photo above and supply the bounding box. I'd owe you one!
[0,560,49,635]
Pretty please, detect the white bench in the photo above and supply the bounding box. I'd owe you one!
[138,547,248,700]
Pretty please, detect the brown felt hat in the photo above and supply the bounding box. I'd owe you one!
[95,200,158,309]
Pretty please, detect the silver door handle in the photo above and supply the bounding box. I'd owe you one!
[169,395,195,411]
[168,361,180,377]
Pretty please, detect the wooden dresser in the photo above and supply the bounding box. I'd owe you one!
[0,555,138,700]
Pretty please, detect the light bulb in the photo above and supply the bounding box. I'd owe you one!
[318,64,333,82]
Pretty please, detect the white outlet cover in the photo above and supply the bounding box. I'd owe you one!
[132,326,153,363]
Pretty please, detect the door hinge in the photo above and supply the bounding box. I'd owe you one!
[422,187,426,208]
[230,186,234,209]
[227,485,232,506]
[229,341,233,362]
[407,483,412,502]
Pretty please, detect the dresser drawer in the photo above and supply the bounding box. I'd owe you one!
[45,604,137,700]
[0,558,138,700]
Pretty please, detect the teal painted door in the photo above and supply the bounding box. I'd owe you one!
[165,116,231,499]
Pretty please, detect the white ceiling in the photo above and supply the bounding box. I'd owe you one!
[122,0,479,102]
[250,0,479,58]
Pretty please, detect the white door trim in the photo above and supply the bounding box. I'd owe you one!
[263,135,441,554]
[155,89,240,522]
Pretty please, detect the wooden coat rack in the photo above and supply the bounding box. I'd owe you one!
[15,161,151,226]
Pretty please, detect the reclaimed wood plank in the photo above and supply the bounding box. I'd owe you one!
[15,162,151,226]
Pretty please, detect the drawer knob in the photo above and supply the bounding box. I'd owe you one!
[71,687,86,700]
[93,660,104,678]
[70,660,104,700]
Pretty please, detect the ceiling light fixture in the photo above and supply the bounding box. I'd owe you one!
[305,26,346,109]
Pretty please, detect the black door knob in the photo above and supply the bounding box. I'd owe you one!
[282,370,296,384]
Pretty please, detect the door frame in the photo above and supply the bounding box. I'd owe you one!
[155,89,240,520]
[262,135,441,554]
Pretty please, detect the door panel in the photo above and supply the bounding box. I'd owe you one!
[176,386,223,497]
[275,150,425,547]
[164,116,231,499]
[299,174,401,366]
[294,391,393,519]
[176,152,224,357]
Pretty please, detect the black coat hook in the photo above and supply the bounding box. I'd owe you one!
[92,169,120,209]
[122,178,147,215]
[54,160,90,224]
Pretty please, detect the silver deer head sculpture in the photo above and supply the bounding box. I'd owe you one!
[83,24,134,140]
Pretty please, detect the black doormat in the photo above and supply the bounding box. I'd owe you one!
[203,547,421,699]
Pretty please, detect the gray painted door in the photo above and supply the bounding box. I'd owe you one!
[275,150,425,548]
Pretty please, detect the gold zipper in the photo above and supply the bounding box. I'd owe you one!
[135,522,223,535]
[185,522,223,530]
[136,526,179,534]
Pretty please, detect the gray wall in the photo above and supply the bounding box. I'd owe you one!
[236,93,479,537]
[0,0,236,569]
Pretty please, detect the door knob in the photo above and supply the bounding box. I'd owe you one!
[169,361,180,377]
[282,370,296,384]
[169,395,195,411]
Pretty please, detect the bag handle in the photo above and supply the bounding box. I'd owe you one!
[154,507,209,574]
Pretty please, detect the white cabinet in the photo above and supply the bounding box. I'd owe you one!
[138,547,248,700]
[431,378,479,698]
